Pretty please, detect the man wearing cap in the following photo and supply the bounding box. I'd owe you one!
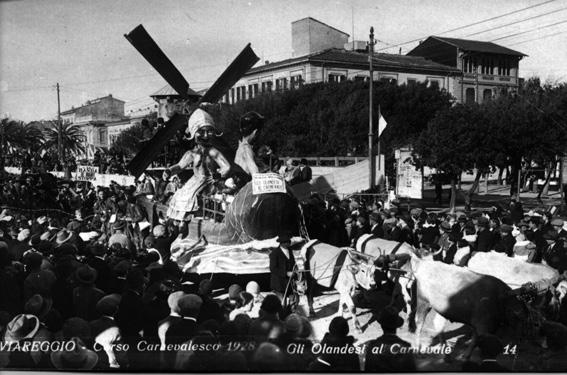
[435,221,454,261]
[269,233,296,302]
[551,218,567,242]
[164,109,232,222]
[365,306,416,372]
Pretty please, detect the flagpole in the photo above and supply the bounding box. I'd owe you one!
[377,105,381,185]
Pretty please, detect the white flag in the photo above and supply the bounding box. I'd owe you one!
[378,112,388,137]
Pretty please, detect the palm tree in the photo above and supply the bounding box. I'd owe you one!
[42,122,86,159]
[1,118,45,171]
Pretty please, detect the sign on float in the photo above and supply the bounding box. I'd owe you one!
[75,165,99,181]
[252,173,286,195]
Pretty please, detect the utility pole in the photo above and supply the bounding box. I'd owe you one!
[56,83,63,167]
[368,27,377,190]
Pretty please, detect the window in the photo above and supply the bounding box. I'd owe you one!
[463,57,477,73]
[428,79,441,89]
[481,57,495,75]
[498,59,511,76]
[230,88,235,104]
[354,75,366,82]
[276,78,288,91]
[261,81,273,93]
[328,73,346,83]
[248,84,258,98]
[290,75,303,89]
[483,89,493,102]
[465,88,476,104]
[407,78,417,85]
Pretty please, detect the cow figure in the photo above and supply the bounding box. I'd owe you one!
[297,240,377,332]
[354,235,417,318]
[403,251,540,359]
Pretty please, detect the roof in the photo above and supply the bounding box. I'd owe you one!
[292,17,350,37]
[430,36,527,57]
[245,48,461,76]
[61,94,124,115]
[150,84,201,98]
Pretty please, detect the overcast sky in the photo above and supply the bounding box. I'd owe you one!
[1,0,566,122]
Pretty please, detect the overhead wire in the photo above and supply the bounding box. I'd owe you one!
[376,0,558,51]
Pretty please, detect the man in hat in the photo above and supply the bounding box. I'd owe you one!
[551,217,567,243]
[475,216,495,252]
[50,337,98,370]
[298,158,312,183]
[23,251,56,301]
[543,230,567,273]
[435,221,454,261]
[269,233,296,302]
[391,213,413,246]
[86,244,113,293]
[494,224,516,257]
[10,228,31,262]
[165,294,202,346]
[73,265,105,321]
[90,293,126,369]
[527,216,547,263]
[108,220,133,252]
[365,306,416,372]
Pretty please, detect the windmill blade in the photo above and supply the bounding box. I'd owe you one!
[126,43,259,177]
[124,25,192,97]
[200,43,259,103]
[127,112,187,178]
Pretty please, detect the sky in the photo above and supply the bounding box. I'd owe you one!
[1,0,566,122]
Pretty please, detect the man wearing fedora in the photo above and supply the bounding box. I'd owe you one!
[269,233,296,303]
[73,265,105,321]
[90,293,127,369]
[364,306,416,372]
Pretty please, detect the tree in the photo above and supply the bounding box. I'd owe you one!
[42,122,86,160]
[413,104,494,212]
[486,78,567,198]
[1,118,45,172]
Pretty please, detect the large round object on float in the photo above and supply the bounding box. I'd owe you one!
[224,182,301,243]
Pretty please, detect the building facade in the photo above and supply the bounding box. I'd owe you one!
[406,36,526,104]
[223,17,525,105]
[61,94,157,158]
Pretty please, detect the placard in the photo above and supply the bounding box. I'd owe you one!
[252,172,286,195]
[75,165,99,181]
[396,148,423,199]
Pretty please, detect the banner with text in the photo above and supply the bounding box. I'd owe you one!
[252,173,286,195]
[396,148,423,199]
[75,165,99,181]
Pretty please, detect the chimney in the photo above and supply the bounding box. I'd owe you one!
[399,48,402,55]
[265,60,270,65]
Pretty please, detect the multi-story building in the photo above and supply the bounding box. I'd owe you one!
[406,36,526,104]
[61,94,158,159]
[61,95,127,156]
[223,17,525,105]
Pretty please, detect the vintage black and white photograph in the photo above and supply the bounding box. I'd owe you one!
[1,0,567,372]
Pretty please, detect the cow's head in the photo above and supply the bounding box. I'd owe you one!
[347,253,377,290]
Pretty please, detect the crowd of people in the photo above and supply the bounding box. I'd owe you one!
[0,169,422,371]
[1,164,567,370]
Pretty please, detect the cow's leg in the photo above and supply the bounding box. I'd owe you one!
[408,280,418,333]
[342,293,362,333]
[306,277,316,317]
[416,302,432,346]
